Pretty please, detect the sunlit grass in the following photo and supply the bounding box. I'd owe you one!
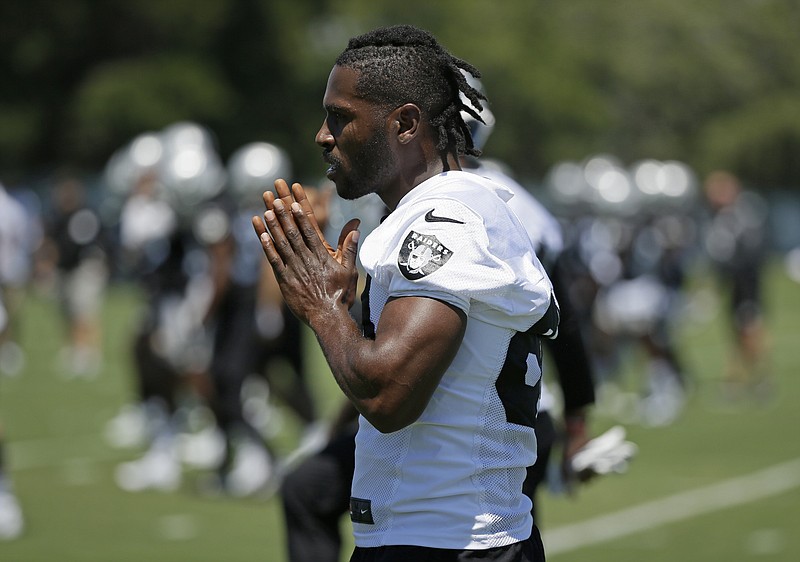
[0,260,798,561]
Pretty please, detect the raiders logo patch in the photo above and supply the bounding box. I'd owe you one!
[398,231,453,280]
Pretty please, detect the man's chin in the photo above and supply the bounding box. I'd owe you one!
[335,185,360,201]
[331,175,374,201]
[330,178,352,200]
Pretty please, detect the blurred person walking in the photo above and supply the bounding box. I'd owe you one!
[546,156,696,427]
[111,143,329,497]
[0,182,31,540]
[192,142,330,498]
[41,173,109,378]
[703,170,772,401]
[112,171,213,493]
[0,182,36,377]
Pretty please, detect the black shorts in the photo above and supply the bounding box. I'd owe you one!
[350,528,545,562]
[730,267,763,329]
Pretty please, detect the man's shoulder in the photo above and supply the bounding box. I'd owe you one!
[410,171,513,214]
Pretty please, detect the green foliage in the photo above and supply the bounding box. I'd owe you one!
[1,0,800,187]
[698,94,800,184]
[66,56,236,159]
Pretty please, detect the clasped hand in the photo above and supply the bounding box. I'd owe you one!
[252,179,361,323]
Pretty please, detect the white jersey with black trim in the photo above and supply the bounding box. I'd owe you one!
[353,170,554,549]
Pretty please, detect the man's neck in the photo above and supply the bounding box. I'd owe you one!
[381,152,462,210]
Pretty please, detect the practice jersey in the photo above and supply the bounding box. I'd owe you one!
[353,170,555,549]
[0,185,32,287]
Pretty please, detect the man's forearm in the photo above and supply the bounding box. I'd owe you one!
[306,301,447,434]
[308,305,381,407]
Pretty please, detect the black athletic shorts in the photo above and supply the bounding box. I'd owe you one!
[349,527,546,562]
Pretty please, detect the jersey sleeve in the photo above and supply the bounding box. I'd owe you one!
[361,194,554,332]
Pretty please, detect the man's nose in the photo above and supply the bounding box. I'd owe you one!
[315,122,333,148]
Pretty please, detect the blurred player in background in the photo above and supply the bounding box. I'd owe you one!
[0,182,36,378]
[109,124,226,493]
[544,155,697,427]
[703,170,772,401]
[198,141,327,497]
[40,173,109,378]
[0,182,31,540]
[108,127,327,497]
[112,169,215,493]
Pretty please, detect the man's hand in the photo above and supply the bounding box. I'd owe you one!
[569,425,638,481]
[252,179,361,319]
[262,180,358,263]
[561,411,592,492]
[253,180,466,433]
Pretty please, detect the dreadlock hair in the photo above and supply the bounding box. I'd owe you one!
[336,24,487,158]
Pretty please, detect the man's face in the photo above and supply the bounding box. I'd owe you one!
[315,65,398,200]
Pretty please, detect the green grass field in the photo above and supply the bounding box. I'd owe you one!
[1,260,798,561]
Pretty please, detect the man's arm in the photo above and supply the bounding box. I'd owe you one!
[253,184,466,433]
[545,254,596,484]
[310,294,466,433]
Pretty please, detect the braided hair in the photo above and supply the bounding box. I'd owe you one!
[336,25,487,157]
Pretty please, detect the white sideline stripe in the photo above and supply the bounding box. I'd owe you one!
[543,457,800,556]
[9,435,800,552]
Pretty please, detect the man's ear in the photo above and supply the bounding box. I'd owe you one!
[393,103,421,144]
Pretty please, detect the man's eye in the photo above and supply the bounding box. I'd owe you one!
[327,113,347,133]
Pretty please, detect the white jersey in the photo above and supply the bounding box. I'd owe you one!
[119,193,176,251]
[353,170,554,549]
[0,185,33,287]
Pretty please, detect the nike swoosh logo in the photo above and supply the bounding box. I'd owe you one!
[424,209,464,224]
[360,509,368,514]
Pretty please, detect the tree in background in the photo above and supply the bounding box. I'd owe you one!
[1,0,799,189]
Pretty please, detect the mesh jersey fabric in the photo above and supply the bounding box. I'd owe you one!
[353,171,554,549]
